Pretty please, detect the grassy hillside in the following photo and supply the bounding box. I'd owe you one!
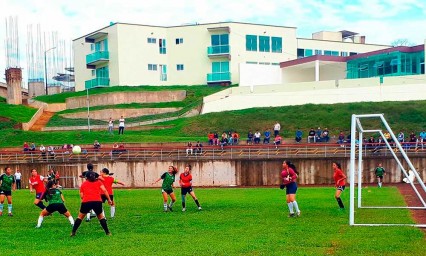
[0,97,38,130]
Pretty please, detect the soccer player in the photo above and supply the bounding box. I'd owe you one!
[71,171,112,237]
[80,163,102,222]
[374,163,386,188]
[179,164,201,212]
[333,162,347,210]
[0,167,16,216]
[36,180,74,228]
[100,168,125,218]
[152,166,178,212]
[29,169,47,210]
[280,161,300,217]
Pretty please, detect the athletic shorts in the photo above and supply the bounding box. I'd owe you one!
[284,182,298,195]
[0,190,12,196]
[337,185,346,191]
[79,201,103,215]
[36,192,45,199]
[376,175,383,179]
[162,189,173,195]
[46,203,68,214]
[101,194,114,203]
[181,187,193,195]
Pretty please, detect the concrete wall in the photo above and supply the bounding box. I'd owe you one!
[60,107,181,120]
[28,81,45,97]
[239,63,282,87]
[3,157,425,188]
[65,90,186,109]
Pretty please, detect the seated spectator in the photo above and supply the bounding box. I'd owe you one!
[195,141,203,155]
[321,128,330,142]
[118,143,126,153]
[186,142,193,155]
[408,132,416,149]
[112,142,119,154]
[208,132,214,145]
[254,130,261,144]
[383,131,391,143]
[232,131,240,145]
[213,132,219,146]
[40,144,47,160]
[397,131,405,143]
[263,129,271,144]
[23,142,29,152]
[220,136,228,149]
[93,140,101,151]
[295,129,302,143]
[316,127,322,140]
[338,131,345,146]
[416,136,424,149]
[420,130,426,143]
[308,128,316,143]
[367,136,375,149]
[274,134,282,148]
[47,145,55,159]
[247,131,254,145]
[30,142,36,151]
[227,131,234,145]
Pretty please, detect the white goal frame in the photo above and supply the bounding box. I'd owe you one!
[349,114,426,227]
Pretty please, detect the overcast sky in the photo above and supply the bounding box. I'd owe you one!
[1,0,426,83]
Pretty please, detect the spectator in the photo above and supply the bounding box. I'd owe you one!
[316,127,322,142]
[207,132,214,145]
[247,131,254,145]
[118,143,126,153]
[108,118,114,135]
[321,128,330,142]
[186,142,193,155]
[14,169,22,190]
[213,132,219,146]
[254,130,261,144]
[118,116,125,135]
[420,130,426,141]
[409,132,416,149]
[274,122,281,137]
[416,136,423,149]
[40,144,47,160]
[295,129,302,143]
[47,145,55,160]
[308,128,316,143]
[383,131,392,143]
[23,142,29,152]
[195,141,203,155]
[337,131,345,146]
[94,140,101,151]
[397,131,405,143]
[263,129,271,144]
[227,131,234,145]
[112,142,119,155]
[367,136,375,149]
[232,131,240,145]
[274,134,282,148]
[30,142,36,151]
[220,135,228,149]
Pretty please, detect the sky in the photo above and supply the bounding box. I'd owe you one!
[1,0,426,83]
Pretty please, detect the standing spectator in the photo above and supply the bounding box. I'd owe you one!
[332,162,346,210]
[29,169,47,210]
[280,161,300,217]
[108,118,114,135]
[308,128,316,143]
[0,167,16,216]
[179,164,202,211]
[186,142,193,155]
[295,129,303,143]
[274,122,281,137]
[14,169,22,190]
[263,129,271,144]
[374,163,386,188]
[247,131,254,145]
[118,116,125,135]
[152,166,178,212]
[254,130,261,144]
[40,145,47,160]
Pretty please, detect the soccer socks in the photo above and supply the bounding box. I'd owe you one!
[36,201,46,210]
[163,203,168,211]
[37,216,44,227]
[194,199,201,208]
[169,201,174,208]
[181,195,186,209]
[68,216,75,226]
[110,206,115,218]
[292,201,300,214]
[287,202,294,214]
[0,204,3,212]
[99,218,110,234]
[336,197,345,209]
[86,212,91,221]
[72,218,82,234]
[8,204,12,214]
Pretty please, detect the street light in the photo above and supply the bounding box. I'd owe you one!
[44,46,56,95]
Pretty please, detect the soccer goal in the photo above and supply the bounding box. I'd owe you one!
[349,114,426,227]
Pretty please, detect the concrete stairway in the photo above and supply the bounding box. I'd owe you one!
[29,111,55,131]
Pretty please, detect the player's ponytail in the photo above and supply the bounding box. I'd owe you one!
[286,161,299,175]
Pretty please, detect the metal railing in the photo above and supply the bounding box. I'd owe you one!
[3,143,426,164]
[86,51,109,64]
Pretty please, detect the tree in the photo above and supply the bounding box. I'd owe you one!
[390,38,415,47]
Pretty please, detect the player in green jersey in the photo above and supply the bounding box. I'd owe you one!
[0,167,16,216]
[36,180,74,228]
[152,166,178,212]
[374,163,386,188]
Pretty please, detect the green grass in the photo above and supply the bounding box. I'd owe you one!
[0,101,37,123]
[0,187,423,256]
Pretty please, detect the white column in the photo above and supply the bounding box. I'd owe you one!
[315,60,320,81]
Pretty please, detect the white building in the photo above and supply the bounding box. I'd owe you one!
[73,22,390,91]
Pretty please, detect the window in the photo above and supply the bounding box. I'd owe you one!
[211,34,229,46]
[94,39,108,52]
[175,38,183,44]
[341,52,348,57]
[259,36,270,52]
[271,63,280,66]
[159,39,166,54]
[297,48,305,58]
[305,49,313,57]
[315,49,322,55]
[147,38,156,44]
[148,64,157,71]
[90,44,95,51]
[96,66,109,78]
[349,52,357,56]
[246,35,257,51]
[246,61,258,64]
[176,64,184,71]
[212,61,229,73]
[259,62,270,65]
[91,70,95,76]
[160,65,167,81]
[271,37,282,53]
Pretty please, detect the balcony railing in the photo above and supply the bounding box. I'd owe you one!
[207,72,231,82]
[207,45,230,56]
[86,51,109,65]
[85,77,110,89]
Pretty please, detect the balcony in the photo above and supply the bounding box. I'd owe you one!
[207,72,231,83]
[86,51,109,66]
[207,45,230,58]
[85,77,110,89]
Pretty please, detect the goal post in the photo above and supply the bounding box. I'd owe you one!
[349,114,426,227]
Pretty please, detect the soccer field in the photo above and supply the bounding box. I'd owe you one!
[0,187,424,256]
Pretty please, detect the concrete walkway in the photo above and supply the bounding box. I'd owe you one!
[29,111,55,131]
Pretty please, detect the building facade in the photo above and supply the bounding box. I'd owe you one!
[73,22,390,91]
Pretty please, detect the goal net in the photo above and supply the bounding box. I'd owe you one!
[349,114,426,227]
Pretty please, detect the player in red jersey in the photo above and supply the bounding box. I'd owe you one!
[29,169,47,210]
[332,162,347,210]
[71,171,112,237]
[179,164,201,212]
[280,160,300,217]
[100,168,125,218]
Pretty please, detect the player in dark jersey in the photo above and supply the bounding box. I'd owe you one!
[71,171,112,236]
[179,164,201,212]
[36,180,74,228]
[280,161,300,217]
[333,162,347,210]
[100,168,125,218]
[152,166,178,212]
[0,167,16,216]
[374,163,386,188]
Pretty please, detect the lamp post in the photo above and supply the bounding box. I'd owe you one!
[44,46,56,95]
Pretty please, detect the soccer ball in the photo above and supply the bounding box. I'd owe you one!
[72,145,82,154]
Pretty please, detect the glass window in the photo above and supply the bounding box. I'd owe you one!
[305,49,313,57]
[147,38,156,44]
[211,34,229,46]
[349,52,357,56]
[315,49,322,55]
[176,64,184,71]
[148,64,157,71]
[246,61,257,64]
[159,39,166,54]
[271,37,282,53]
[259,36,270,52]
[246,35,257,51]
[212,61,229,72]
[175,38,183,44]
[297,48,305,58]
